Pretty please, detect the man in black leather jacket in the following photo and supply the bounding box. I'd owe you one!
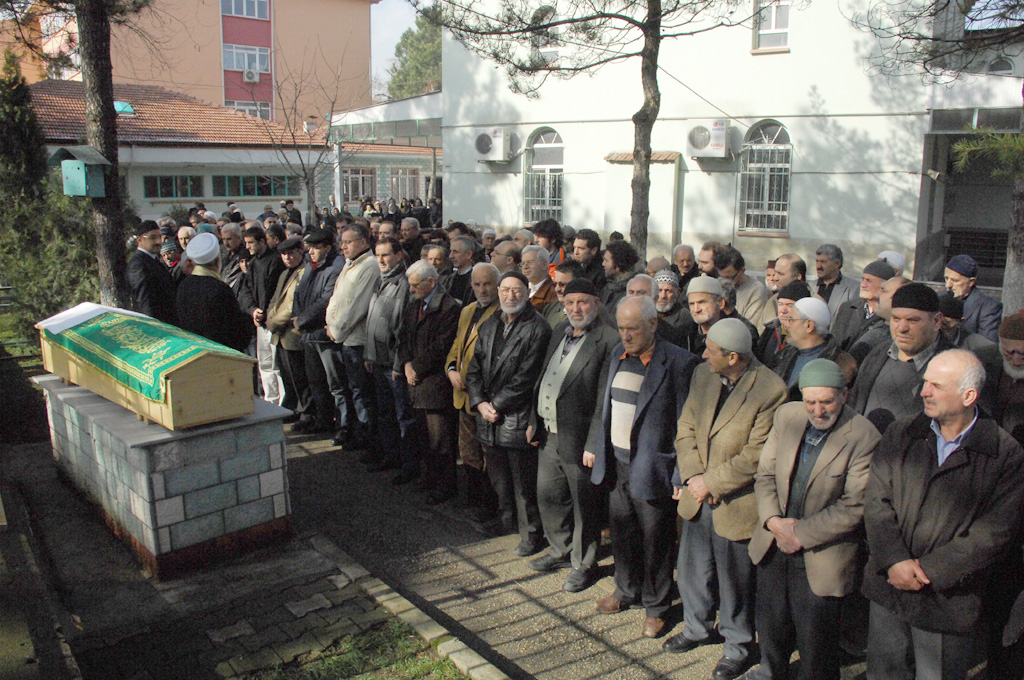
[466,271,553,556]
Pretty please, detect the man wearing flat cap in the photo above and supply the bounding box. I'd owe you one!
[529,277,620,592]
[128,220,178,325]
[175,232,253,352]
[944,254,1002,343]
[746,359,880,680]
[667,318,787,680]
[831,259,896,362]
[849,283,953,422]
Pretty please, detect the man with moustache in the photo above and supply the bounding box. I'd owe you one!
[265,236,309,422]
[128,220,178,325]
[653,269,694,336]
[529,278,620,592]
[813,245,859,325]
[672,244,700,290]
[759,254,807,330]
[544,260,584,328]
[830,260,896,359]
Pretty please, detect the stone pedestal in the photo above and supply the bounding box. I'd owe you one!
[33,374,293,579]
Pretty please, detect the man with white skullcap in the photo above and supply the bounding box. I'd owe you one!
[174,232,253,351]
[667,318,788,680]
[773,297,857,402]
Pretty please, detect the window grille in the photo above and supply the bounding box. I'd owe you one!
[738,122,792,233]
[524,129,563,223]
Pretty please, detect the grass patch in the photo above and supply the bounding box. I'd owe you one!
[254,619,463,679]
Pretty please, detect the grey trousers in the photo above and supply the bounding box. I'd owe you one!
[677,502,756,661]
[866,601,982,680]
[536,433,601,571]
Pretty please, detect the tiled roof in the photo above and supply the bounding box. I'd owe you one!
[29,80,434,156]
[604,152,682,164]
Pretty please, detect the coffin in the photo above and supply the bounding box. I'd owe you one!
[37,303,255,430]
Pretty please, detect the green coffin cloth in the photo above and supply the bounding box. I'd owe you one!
[44,312,249,401]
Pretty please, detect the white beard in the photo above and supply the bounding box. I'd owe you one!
[1003,358,1024,381]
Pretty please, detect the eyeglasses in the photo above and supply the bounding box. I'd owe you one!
[498,287,525,297]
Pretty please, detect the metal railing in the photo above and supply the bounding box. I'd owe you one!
[0,286,43,374]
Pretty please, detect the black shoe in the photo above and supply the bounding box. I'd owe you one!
[331,430,351,446]
[292,417,316,433]
[427,489,455,505]
[562,568,591,593]
[662,632,714,655]
[367,457,400,472]
[712,656,749,680]
[528,553,571,572]
[514,540,546,557]
[282,413,301,424]
[391,469,419,486]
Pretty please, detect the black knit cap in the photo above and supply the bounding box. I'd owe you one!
[499,270,529,287]
[564,278,597,297]
[891,282,939,313]
[938,293,964,320]
[777,280,812,302]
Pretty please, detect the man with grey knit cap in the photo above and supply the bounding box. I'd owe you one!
[746,358,881,680]
[669,318,787,680]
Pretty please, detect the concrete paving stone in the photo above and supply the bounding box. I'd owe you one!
[468,663,512,680]
[317,601,363,624]
[397,609,449,642]
[353,596,379,612]
[312,620,361,649]
[350,607,393,631]
[277,612,327,639]
[325,582,361,605]
[273,631,322,664]
[436,638,467,658]
[447,647,490,675]
[214,661,236,678]
[228,647,284,675]
[360,577,388,594]
[338,562,370,581]
[290,578,335,599]
[379,596,416,616]
[207,619,256,644]
[237,625,289,652]
[248,606,297,630]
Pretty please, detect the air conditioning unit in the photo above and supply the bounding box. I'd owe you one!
[242,68,260,83]
[473,127,511,162]
[686,119,730,158]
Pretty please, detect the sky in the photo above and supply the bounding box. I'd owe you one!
[371,0,419,93]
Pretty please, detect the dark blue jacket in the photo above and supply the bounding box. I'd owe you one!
[291,251,342,344]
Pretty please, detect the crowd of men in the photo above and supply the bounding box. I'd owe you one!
[126,207,1024,680]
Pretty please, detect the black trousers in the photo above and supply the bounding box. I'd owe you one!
[303,342,333,427]
[755,548,841,680]
[536,433,601,571]
[278,346,312,417]
[866,601,981,680]
[483,443,542,546]
[609,460,677,618]
[415,408,457,495]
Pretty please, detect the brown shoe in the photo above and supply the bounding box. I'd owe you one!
[642,616,666,638]
[595,595,625,614]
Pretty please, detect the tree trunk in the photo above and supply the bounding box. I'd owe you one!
[76,0,129,307]
[628,0,662,262]
[1006,176,1024,315]
[305,174,317,228]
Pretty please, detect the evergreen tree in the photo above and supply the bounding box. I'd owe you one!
[387,11,442,100]
[0,49,49,200]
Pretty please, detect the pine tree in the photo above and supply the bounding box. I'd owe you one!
[0,49,49,200]
[387,12,442,100]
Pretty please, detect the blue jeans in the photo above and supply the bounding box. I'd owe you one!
[373,365,417,470]
[315,342,352,431]
[340,344,372,431]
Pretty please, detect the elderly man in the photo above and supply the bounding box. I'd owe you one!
[863,349,1024,680]
[814,245,859,323]
[850,283,953,421]
[175,232,253,352]
[876,250,906,276]
[466,271,553,554]
[831,260,896,356]
[448,235,477,306]
[238,225,287,405]
[672,244,699,289]
[513,228,536,250]
[544,260,584,328]
[324,223,381,449]
[588,296,700,639]
[773,297,856,402]
[490,240,521,275]
[399,217,426,262]
[759,253,806,329]
[756,280,812,370]
[128,220,178,325]
[364,236,414,479]
[446,263,501,516]
[522,245,557,309]
[628,274,684,346]
[715,246,769,324]
[219,223,246,291]
[530,278,620,591]
[395,260,461,504]
[646,256,671,278]
[667,319,787,679]
[177,225,196,251]
[682,275,756,357]
[944,254,1003,343]
[573,228,607,292]
[654,269,693,335]
[748,359,881,680]
[265,236,309,423]
[995,311,1024,443]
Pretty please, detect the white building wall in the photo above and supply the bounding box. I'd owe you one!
[441,0,943,275]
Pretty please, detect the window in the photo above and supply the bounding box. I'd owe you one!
[342,168,377,202]
[211,175,299,197]
[738,121,791,233]
[529,5,559,66]
[225,100,272,119]
[524,128,563,223]
[389,168,420,198]
[143,175,203,199]
[222,44,270,73]
[753,0,789,50]
[221,0,268,20]
[989,57,1014,74]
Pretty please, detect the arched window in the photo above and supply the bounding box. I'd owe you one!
[529,6,559,66]
[524,128,563,223]
[738,120,792,233]
[989,57,1014,74]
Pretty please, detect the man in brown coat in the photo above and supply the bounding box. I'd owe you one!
[747,359,880,680]
[394,260,461,504]
[668,319,787,680]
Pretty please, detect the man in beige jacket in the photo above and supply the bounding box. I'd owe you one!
[747,359,879,680]
[667,319,787,680]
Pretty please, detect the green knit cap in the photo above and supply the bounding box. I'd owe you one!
[798,359,846,390]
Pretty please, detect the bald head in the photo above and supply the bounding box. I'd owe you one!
[876,276,910,321]
[646,256,670,277]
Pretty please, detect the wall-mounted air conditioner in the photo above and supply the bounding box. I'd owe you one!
[686,119,730,158]
[242,68,260,83]
[474,127,511,162]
